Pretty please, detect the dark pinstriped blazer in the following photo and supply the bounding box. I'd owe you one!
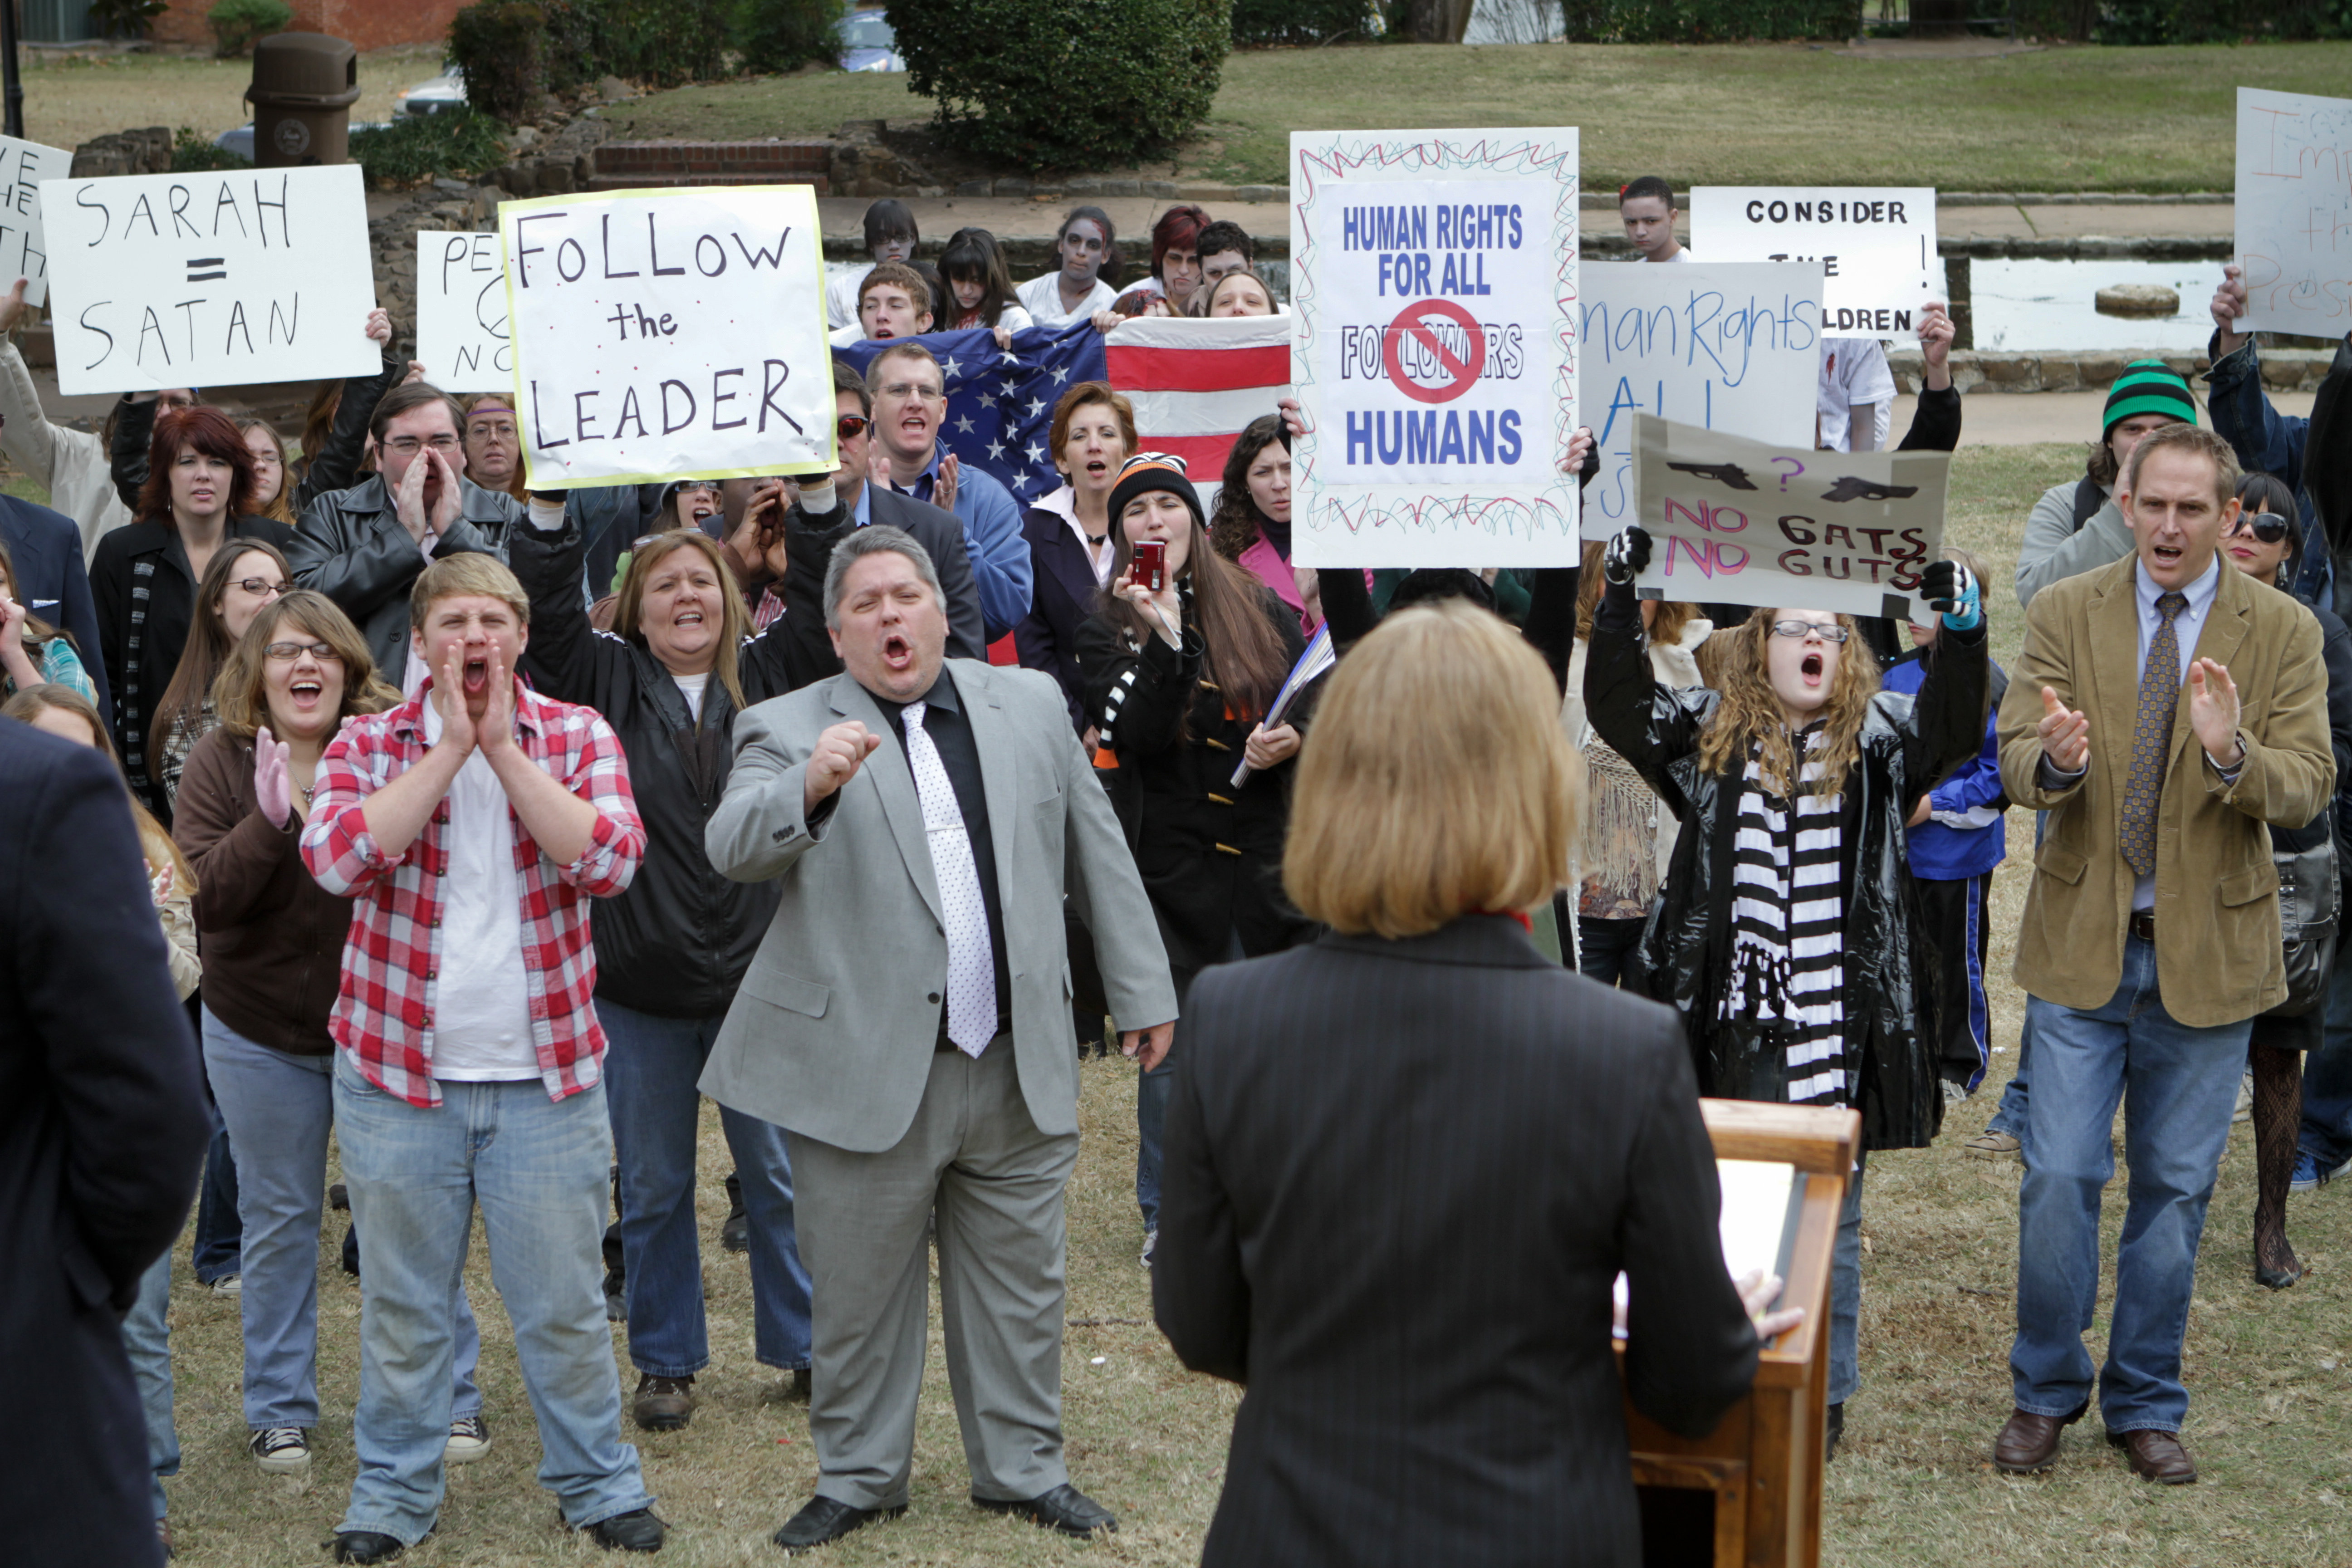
[1153,915,1758,1568]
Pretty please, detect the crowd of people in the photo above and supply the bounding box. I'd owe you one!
[4,168,2350,1568]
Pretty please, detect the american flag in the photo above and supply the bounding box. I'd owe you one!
[831,320,1108,501]
[1104,314,1292,515]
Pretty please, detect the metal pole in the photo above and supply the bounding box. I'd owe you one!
[0,0,24,140]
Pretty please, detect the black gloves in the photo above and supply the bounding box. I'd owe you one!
[1602,524,1651,587]
[1919,558,1981,631]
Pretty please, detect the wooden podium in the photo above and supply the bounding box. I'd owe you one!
[1617,1099,1859,1568]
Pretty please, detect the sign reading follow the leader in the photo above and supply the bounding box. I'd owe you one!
[1689,187,1937,343]
[0,134,72,308]
[1578,260,1822,541]
[2234,86,2352,337]
[1289,127,1579,568]
[504,185,835,489]
[41,163,378,396]
[1630,411,1949,621]
[416,230,510,393]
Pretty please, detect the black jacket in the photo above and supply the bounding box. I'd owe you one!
[508,514,822,1018]
[774,482,987,672]
[1154,917,1759,1568]
[110,352,398,514]
[0,722,207,1563]
[0,493,110,720]
[88,512,300,815]
[287,474,519,684]
[1585,582,1988,1150]
[1072,584,1313,975]
[1013,502,1103,733]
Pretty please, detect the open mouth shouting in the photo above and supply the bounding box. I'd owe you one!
[1083,455,1109,483]
[287,674,325,711]
[880,630,914,674]
[461,654,490,695]
[1799,649,1826,688]
[2148,540,2187,574]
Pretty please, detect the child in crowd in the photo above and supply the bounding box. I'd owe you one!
[826,198,918,330]
[938,227,1034,345]
[830,262,932,347]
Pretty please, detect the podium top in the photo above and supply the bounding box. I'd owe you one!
[1700,1100,1859,1176]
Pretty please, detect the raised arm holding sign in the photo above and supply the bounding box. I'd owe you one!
[2233,86,2352,338]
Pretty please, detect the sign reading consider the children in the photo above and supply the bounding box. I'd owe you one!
[2234,86,2352,338]
[1630,411,1949,621]
[1289,127,1580,568]
[416,230,511,393]
[1689,186,1938,344]
[502,184,836,488]
[40,163,379,395]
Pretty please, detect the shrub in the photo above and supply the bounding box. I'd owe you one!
[1230,0,1376,44]
[449,1,548,123]
[888,0,1231,172]
[170,125,252,173]
[88,0,169,39]
[348,108,513,188]
[735,0,847,72]
[1561,0,1858,40]
[542,0,734,91]
[208,0,294,56]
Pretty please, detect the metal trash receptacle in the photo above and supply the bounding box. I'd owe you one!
[247,33,361,167]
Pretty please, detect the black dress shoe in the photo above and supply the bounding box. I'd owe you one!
[587,1508,667,1552]
[1825,1401,1845,1462]
[973,1482,1117,1537]
[771,1495,905,1553]
[329,1531,406,1564]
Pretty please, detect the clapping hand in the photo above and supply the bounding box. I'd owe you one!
[2188,657,2244,769]
[2038,686,2090,774]
[1602,524,1651,586]
[804,720,882,815]
[933,452,960,515]
[253,724,294,827]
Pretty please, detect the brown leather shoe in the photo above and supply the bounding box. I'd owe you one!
[1993,1402,2086,1473]
[2108,1427,2197,1485]
[632,1372,695,1432]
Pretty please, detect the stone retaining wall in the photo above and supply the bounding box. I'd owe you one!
[1890,347,2334,395]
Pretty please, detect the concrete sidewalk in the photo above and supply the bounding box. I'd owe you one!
[1891,387,2315,447]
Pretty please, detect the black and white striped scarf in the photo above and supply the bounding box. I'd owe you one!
[1720,728,1849,1108]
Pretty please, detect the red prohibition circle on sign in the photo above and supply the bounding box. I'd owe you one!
[1380,297,1487,405]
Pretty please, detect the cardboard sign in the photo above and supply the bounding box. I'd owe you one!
[0,135,71,308]
[1688,187,1937,343]
[503,185,835,489]
[415,230,510,393]
[2234,86,2352,336]
[1578,261,1823,541]
[1630,412,1948,620]
[40,164,378,395]
[1289,127,1579,568]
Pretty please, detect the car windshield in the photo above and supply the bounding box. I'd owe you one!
[840,11,894,47]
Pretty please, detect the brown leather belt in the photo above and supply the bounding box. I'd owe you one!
[2129,911,2157,943]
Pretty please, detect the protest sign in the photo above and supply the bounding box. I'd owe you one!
[0,135,71,308]
[1629,411,1948,620]
[2234,86,2352,337]
[40,163,378,395]
[416,230,510,392]
[1688,187,1937,343]
[1578,260,1822,540]
[1289,127,1579,568]
[503,185,834,488]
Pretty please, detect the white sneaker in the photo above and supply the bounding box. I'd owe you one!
[1140,1228,1157,1269]
[445,1414,490,1463]
[250,1426,310,1474]
[209,1274,243,1296]
[2235,1069,2255,1124]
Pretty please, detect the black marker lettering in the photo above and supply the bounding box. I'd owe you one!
[253,175,289,247]
[76,303,113,368]
[710,367,745,430]
[757,359,800,434]
[601,212,639,279]
[529,377,570,448]
[647,213,684,276]
[167,184,197,240]
[660,379,696,434]
[511,212,564,287]
[694,235,726,277]
[73,185,109,245]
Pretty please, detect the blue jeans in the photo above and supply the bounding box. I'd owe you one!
[332,1054,651,1545]
[2011,936,2249,1432]
[2299,941,2352,1169]
[1829,1154,1866,1407]
[205,1010,481,1431]
[191,1000,243,1284]
[1577,914,1647,989]
[122,1242,179,1520]
[598,998,812,1377]
[1985,814,2047,1146]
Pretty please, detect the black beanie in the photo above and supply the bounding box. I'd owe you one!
[1106,453,1205,532]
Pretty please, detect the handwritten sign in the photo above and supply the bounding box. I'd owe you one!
[1631,411,1948,620]
[1578,261,1821,540]
[2234,86,2352,337]
[0,135,71,307]
[503,185,835,489]
[1289,127,1579,568]
[415,230,510,392]
[39,164,378,396]
[1688,187,1937,344]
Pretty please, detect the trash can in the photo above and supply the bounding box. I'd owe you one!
[246,33,361,168]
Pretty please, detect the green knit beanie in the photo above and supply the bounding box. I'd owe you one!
[2102,360,2197,437]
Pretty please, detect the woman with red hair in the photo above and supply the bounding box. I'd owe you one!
[89,404,297,816]
[1109,204,1210,321]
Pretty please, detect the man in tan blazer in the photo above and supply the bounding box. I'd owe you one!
[1990,424,2334,1485]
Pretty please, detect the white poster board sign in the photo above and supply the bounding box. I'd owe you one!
[1289,127,1579,568]
[415,230,510,393]
[2234,86,2352,337]
[0,135,72,307]
[504,185,835,488]
[1689,187,1937,343]
[40,164,378,395]
[1579,261,1822,540]
[1631,412,1948,620]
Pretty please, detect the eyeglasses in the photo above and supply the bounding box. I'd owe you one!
[233,577,290,598]
[384,434,461,457]
[878,382,945,403]
[2228,510,2293,544]
[674,481,721,496]
[263,641,343,664]
[838,414,871,440]
[1770,620,1850,644]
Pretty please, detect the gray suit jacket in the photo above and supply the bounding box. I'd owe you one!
[703,657,1177,1152]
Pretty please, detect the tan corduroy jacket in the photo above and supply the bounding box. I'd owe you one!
[1999,552,2336,1027]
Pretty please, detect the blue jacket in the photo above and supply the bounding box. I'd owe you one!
[897,441,1033,642]
[0,494,110,720]
[2205,333,2332,607]
[1882,649,2007,881]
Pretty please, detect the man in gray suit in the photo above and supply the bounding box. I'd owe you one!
[704,521,1177,1554]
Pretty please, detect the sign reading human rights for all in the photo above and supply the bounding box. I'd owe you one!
[2234,86,2352,337]
[416,230,511,393]
[40,163,379,395]
[1689,186,1938,343]
[1289,127,1579,568]
[1631,411,1949,620]
[502,184,836,488]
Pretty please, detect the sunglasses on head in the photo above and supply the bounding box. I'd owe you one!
[2230,510,2292,544]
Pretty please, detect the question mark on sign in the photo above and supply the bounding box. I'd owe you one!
[1771,456,1805,493]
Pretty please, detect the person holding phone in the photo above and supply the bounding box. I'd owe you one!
[1071,454,1313,1266]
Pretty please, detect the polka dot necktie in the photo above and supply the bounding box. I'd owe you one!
[902,702,997,1056]
[2118,591,2188,878]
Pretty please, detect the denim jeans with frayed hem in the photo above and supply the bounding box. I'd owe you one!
[122,1243,178,1520]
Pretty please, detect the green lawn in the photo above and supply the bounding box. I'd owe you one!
[605,40,2352,191]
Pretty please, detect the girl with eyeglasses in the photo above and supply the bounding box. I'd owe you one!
[144,539,294,814]
[1584,524,1990,1457]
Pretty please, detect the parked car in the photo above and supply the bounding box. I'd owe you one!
[214,121,397,162]
[397,68,468,117]
[838,8,905,72]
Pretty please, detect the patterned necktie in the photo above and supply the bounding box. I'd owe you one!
[2118,590,2189,877]
[901,702,997,1056]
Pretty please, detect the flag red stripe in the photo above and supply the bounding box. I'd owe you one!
[1106,343,1293,393]
[1137,431,1248,475]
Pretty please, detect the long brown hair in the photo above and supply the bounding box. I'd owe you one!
[611,531,750,716]
[1694,608,1880,797]
[1210,415,1286,563]
[212,590,399,741]
[1101,501,1291,724]
[1572,540,1695,647]
[237,418,298,524]
[147,539,290,769]
[139,405,257,525]
[2,683,193,888]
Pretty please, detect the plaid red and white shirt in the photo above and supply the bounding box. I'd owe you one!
[299,680,644,1107]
